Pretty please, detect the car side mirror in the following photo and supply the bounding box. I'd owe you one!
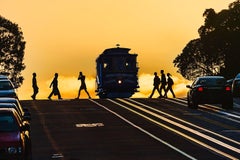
[23,108,31,120]
[186,85,192,89]
[21,123,30,131]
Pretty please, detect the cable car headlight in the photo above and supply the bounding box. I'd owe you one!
[118,80,122,84]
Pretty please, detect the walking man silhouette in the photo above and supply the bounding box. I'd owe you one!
[76,72,91,99]
[48,73,62,100]
[159,70,166,98]
[31,72,38,100]
[149,72,161,98]
[164,73,176,98]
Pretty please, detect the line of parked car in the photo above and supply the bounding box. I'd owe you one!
[0,75,32,160]
[186,73,240,109]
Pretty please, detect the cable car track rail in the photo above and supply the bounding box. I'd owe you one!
[165,98,240,123]
[91,98,240,159]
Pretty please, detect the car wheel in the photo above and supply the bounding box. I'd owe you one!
[187,97,198,109]
[192,101,198,109]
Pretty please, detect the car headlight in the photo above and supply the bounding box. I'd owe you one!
[7,147,22,154]
[118,80,122,84]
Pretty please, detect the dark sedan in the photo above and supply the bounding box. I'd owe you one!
[186,76,233,109]
[232,73,240,97]
[0,108,32,160]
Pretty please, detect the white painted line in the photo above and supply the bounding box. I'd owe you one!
[128,98,240,146]
[166,98,240,123]
[51,153,64,159]
[120,98,239,160]
[89,99,197,160]
[75,123,104,128]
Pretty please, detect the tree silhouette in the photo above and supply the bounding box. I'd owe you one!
[173,0,240,80]
[0,15,26,87]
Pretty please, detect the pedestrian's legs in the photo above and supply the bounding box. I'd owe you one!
[164,86,169,98]
[157,87,161,97]
[159,84,166,97]
[57,89,62,99]
[48,91,54,100]
[169,87,175,98]
[149,87,156,98]
[76,89,81,99]
[84,89,91,98]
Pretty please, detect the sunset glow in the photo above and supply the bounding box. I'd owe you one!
[1,0,233,99]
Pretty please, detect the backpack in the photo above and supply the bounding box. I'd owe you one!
[168,77,174,85]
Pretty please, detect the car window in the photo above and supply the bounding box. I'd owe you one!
[198,79,207,85]
[192,79,198,86]
[0,114,18,132]
[197,78,225,86]
[0,81,14,90]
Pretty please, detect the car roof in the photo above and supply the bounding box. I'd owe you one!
[0,79,12,82]
[0,97,18,102]
[234,73,240,79]
[0,107,17,113]
[0,103,18,107]
[197,76,225,80]
[0,103,23,117]
[0,75,9,79]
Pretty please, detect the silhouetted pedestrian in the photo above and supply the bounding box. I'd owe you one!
[164,73,175,98]
[76,72,91,99]
[159,70,166,97]
[48,73,62,100]
[31,72,38,100]
[149,72,161,98]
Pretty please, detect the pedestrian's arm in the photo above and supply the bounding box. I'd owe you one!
[49,81,53,88]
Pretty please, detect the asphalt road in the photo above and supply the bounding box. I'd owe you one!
[21,98,240,160]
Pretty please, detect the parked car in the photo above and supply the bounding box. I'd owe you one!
[232,73,240,97]
[0,98,31,122]
[226,79,233,86]
[186,76,233,109]
[0,108,32,159]
[0,75,18,98]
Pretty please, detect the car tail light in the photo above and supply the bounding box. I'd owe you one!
[225,86,231,91]
[197,87,204,92]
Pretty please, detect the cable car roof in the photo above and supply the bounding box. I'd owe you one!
[102,47,131,55]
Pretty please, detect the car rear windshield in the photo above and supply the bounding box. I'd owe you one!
[198,78,226,86]
[0,114,18,132]
[235,73,240,79]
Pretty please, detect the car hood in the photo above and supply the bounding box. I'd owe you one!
[0,132,21,146]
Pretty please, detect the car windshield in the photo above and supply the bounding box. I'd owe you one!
[197,78,225,86]
[0,114,18,132]
[0,81,14,90]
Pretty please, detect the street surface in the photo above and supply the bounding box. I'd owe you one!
[21,98,240,160]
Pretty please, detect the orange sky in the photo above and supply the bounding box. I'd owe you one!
[0,0,234,99]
